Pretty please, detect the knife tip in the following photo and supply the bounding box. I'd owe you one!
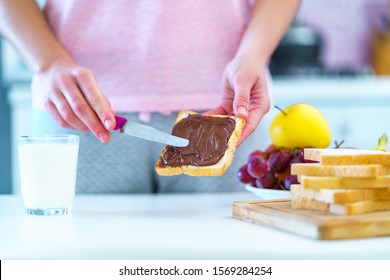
[175,139,189,147]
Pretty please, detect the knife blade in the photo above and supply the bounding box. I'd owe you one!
[114,115,189,147]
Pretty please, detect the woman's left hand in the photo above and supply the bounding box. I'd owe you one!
[206,54,271,146]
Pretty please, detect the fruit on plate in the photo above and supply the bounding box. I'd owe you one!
[270,103,331,149]
[238,103,331,191]
[238,145,315,191]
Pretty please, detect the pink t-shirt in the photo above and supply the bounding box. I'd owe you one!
[33,0,251,116]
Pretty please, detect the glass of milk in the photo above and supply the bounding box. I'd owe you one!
[17,134,80,215]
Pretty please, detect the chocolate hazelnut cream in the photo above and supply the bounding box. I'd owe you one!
[158,114,236,167]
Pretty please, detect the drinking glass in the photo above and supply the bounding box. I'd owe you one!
[17,134,79,215]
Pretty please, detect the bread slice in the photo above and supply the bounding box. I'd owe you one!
[298,175,390,189]
[155,110,245,176]
[291,163,390,178]
[291,197,330,212]
[291,184,390,203]
[304,148,390,165]
[292,197,390,215]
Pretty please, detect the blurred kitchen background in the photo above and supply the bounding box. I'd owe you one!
[1,0,390,194]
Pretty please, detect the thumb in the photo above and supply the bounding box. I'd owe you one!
[231,74,251,118]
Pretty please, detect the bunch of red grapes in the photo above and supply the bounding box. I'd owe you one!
[237,145,315,191]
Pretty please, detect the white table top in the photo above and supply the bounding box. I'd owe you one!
[1,192,390,260]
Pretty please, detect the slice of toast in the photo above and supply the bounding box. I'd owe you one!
[291,184,390,203]
[155,110,245,176]
[292,197,390,215]
[303,148,390,165]
[298,175,390,189]
[291,163,390,178]
[291,197,330,212]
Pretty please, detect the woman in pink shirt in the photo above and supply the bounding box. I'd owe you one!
[0,0,300,193]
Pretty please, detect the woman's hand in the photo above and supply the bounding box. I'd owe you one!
[204,0,300,146]
[0,0,115,142]
[38,60,116,143]
[206,54,271,146]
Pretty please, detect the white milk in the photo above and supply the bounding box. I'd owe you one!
[18,143,79,209]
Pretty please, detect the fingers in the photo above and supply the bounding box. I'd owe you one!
[205,82,234,116]
[230,72,251,119]
[58,70,111,141]
[50,88,90,132]
[237,88,271,147]
[44,99,74,130]
[229,69,270,146]
[42,64,115,143]
[75,68,116,131]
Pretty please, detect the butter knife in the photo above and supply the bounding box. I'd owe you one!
[113,115,189,147]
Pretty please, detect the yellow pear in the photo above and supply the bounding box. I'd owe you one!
[270,103,331,149]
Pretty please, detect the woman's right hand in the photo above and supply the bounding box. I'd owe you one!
[38,60,116,143]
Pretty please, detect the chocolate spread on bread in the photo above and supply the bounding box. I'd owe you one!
[158,114,236,167]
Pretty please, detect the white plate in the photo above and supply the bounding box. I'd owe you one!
[245,185,292,200]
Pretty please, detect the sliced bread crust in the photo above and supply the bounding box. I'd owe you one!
[292,197,390,215]
[304,148,390,165]
[291,184,390,204]
[155,110,245,176]
[298,175,390,189]
[291,163,390,178]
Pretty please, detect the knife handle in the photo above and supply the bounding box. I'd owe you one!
[114,115,128,130]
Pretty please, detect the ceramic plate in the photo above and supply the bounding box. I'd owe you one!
[245,185,292,200]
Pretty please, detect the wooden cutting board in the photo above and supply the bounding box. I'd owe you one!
[232,199,390,240]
